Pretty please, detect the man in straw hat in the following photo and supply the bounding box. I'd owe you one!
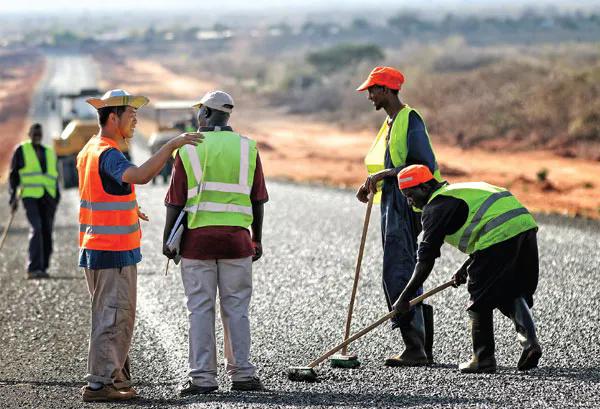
[79,89,202,402]
[394,165,542,374]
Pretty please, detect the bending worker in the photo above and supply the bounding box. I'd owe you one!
[394,165,542,373]
[78,89,202,402]
[356,66,443,366]
[163,91,268,396]
[8,123,59,279]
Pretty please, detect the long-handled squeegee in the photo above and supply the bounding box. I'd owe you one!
[287,279,455,382]
[329,193,374,369]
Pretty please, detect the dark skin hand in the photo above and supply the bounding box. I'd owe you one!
[163,205,183,259]
[251,203,264,262]
[356,168,401,203]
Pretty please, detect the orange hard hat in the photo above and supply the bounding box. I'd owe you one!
[356,66,405,92]
[397,165,434,190]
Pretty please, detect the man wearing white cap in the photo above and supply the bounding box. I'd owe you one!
[79,89,202,402]
[163,90,268,395]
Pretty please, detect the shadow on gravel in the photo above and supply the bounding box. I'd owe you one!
[129,391,490,407]
[524,366,600,383]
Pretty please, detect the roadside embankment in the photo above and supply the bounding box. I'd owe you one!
[0,49,45,182]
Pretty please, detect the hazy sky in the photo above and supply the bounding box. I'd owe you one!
[2,0,598,13]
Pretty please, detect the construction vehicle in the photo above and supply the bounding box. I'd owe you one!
[148,100,197,184]
[52,89,131,188]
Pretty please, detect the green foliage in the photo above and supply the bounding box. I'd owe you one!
[50,30,81,45]
[306,43,384,74]
[536,168,549,183]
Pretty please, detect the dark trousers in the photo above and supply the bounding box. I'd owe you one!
[380,179,422,329]
[22,196,57,273]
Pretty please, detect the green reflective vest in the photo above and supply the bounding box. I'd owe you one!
[18,141,58,199]
[179,131,257,229]
[364,105,442,203]
[427,182,538,254]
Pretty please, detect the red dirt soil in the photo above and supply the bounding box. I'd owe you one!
[0,50,44,183]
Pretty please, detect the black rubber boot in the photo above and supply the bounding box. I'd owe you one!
[422,303,434,364]
[459,309,497,373]
[510,297,542,371]
[385,304,429,367]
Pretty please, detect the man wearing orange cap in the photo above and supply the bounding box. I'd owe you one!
[356,66,443,366]
[79,89,203,402]
[394,165,542,374]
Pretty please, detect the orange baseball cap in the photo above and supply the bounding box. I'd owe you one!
[356,66,405,92]
[397,165,434,190]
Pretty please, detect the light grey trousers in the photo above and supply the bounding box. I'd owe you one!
[180,257,256,387]
[84,265,137,388]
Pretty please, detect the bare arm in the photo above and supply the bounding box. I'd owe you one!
[251,202,264,261]
[122,132,203,185]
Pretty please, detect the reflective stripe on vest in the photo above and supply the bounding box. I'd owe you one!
[80,199,138,211]
[77,136,141,251]
[427,182,538,254]
[79,223,140,235]
[364,106,442,204]
[19,141,58,199]
[179,131,257,229]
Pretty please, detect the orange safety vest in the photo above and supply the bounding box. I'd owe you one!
[76,136,141,251]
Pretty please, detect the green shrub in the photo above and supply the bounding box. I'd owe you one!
[306,44,384,74]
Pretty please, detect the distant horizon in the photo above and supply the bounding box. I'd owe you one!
[1,0,599,15]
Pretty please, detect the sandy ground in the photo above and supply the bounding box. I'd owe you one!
[81,55,600,219]
[0,50,45,182]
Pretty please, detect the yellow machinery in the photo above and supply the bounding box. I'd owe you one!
[52,89,130,188]
[148,100,196,184]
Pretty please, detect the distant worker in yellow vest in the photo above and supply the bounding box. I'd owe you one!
[394,165,542,373]
[356,66,443,366]
[8,123,59,279]
[163,90,268,396]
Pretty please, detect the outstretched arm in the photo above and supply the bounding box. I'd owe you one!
[123,132,203,185]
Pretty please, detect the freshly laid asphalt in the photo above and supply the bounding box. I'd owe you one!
[0,175,599,408]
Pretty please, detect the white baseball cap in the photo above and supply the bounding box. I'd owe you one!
[87,89,149,110]
[192,90,234,113]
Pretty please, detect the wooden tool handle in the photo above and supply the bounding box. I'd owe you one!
[308,279,455,369]
[341,193,374,355]
[0,209,17,251]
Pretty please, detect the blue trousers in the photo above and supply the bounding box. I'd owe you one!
[380,179,423,329]
[22,196,57,273]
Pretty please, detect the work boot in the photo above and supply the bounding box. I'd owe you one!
[27,270,45,280]
[178,380,218,396]
[231,376,265,391]
[422,303,435,363]
[81,385,137,402]
[385,304,430,367]
[509,297,542,371]
[459,309,497,374]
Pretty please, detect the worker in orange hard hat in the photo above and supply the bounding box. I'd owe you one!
[394,165,542,373]
[356,66,444,367]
